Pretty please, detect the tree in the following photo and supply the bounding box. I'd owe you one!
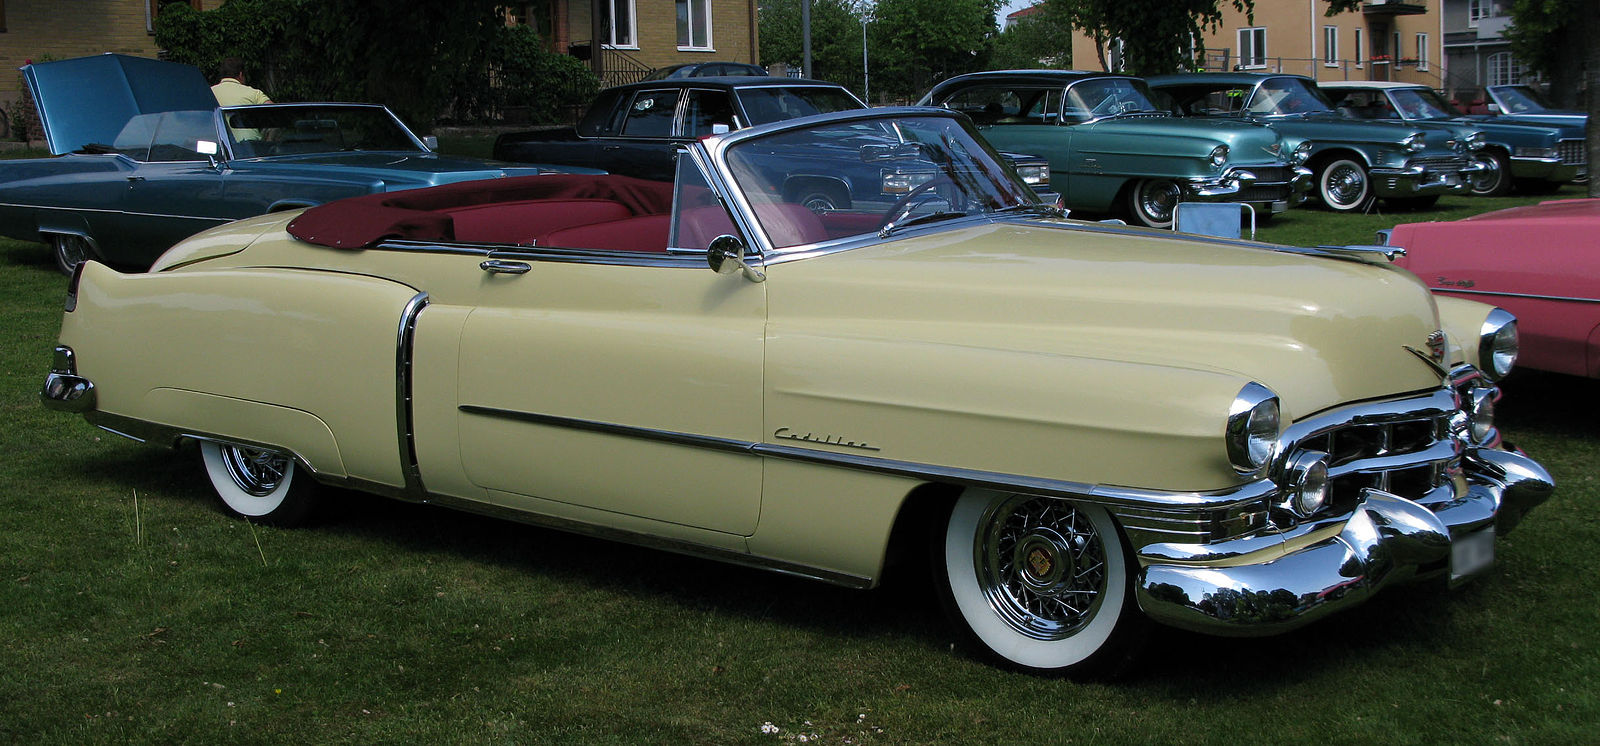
[869,0,1003,100]
[1051,0,1253,75]
[759,0,867,93]
[990,4,1075,70]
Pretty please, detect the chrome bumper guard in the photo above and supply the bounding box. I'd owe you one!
[1135,445,1552,636]
[41,345,95,413]
[1371,161,1476,197]
[1185,166,1313,201]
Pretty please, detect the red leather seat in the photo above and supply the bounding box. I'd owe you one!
[445,199,632,245]
[539,214,672,253]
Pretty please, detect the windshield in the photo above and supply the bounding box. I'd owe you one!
[1246,78,1334,115]
[220,105,422,157]
[1062,78,1163,122]
[1388,88,1459,119]
[1492,85,1555,113]
[721,115,1036,249]
[737,87,865,125]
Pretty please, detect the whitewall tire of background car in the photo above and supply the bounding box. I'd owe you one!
[200,441,318,526]
[51,234,98,276]
[1317,158,1374,213]
[936,488,1142,676]
[1128,179,1181,228]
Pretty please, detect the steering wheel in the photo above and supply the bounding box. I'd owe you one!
[879,176,957,228]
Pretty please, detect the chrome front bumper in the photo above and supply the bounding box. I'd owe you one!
[1371,161,1478,198]
[1134,446,1552,636]
[1507,156,1582,183]
[1185,166,1313,208]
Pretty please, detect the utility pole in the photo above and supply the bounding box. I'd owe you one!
[802,0,813,79]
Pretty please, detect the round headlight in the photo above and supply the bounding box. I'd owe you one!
[1227,382,1280,473]
[1210,145,1229,167]
[1479,308,1518,380]
[1291,141,1313,166]
[1466,131,1486,150]
[1402,133,1426,153]
[1283,450,1330,516]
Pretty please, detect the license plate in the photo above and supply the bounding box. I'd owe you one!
[1451,527,1495,582]
[1270,200,1288,214]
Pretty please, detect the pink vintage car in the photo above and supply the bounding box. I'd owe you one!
[1385,198,1600,378]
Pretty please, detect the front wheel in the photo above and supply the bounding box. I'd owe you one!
[935,488,1142,676]
[1127,179,1181,228]
[1317,158,1374,213]
[51,234,98,276]
[200,441,319,526]
[1469,150,1512,197]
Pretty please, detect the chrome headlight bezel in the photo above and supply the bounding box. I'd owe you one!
[1281,450,1331,517]
[1290,141,1313,166]
[1478,308,1519,381]
[1465,131,1487,151]
[1226,383,1280,475]
[1209,145,1229,168]
[1402,133,1426,153]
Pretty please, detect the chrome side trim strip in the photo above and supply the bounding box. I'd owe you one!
[377,240,710,269]
[0,201,230,224]
[1431,287,1600,305]
[395,292,430,501]
[456,404,1277,512]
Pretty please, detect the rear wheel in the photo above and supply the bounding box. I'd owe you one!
[935,488,1142,676]
[200,441,319,526]
[51,234,97,276]
[1317,158,1374,213]
[1469,150,1512,197]
[1127,179,1181,228]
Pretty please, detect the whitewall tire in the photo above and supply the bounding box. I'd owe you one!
[936,488,1142,676]
[200,441,318,526]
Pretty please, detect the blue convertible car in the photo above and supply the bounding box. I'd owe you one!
[0,54,586,273]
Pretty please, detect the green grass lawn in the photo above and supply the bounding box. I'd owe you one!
[1,181,1596,743]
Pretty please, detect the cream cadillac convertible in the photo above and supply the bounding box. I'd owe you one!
[41,108,1552,676]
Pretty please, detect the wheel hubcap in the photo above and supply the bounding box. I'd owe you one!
[55,236,91,270]
[1138,181,1180,224]
[1326,164,1367,207]
[1470,156,1503,193]
[975,495,1108,640]
[220,446,290,496]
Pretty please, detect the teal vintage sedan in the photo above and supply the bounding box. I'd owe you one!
[1148,73,1482,213]
[919,71,1311,228]
[0,54,588,273]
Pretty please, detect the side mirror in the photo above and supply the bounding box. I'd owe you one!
[706,234,765,283]
[711,123,731,135]
[423,135,439,150]
[196,140,222,168]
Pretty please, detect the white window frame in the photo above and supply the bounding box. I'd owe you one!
[1353,28,1364,68]
[676,0,714,52]
[1415,33,1429,71]
[1237,27,1267,70]
[1323,26,1339,67]
[1468,0,1494,27]
[1392,31,1402,65]
[1487,51,1520,86]
[604,0,638,49]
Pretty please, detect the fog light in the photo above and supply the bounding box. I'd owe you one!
[1468,386,1497,443]
[1284,450,1330,517]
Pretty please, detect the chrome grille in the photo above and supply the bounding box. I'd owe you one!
[1558,139,1587,165]
[1235,165,1294,184]
[1279,389,1459,518]
[1410,156,1469,172]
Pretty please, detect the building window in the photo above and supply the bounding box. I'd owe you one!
[1107,37,1125,72]
[1323,26,1339,66]
[1392,31,1402,63]
[601,0,637,48]
[1415,33,1428,71]
[676,0,712,50]
[1487,52,1521,86]
[1237,27,1266,69]
[1353,28,1364,67]
[1469,0,1496,27]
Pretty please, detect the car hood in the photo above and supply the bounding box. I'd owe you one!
[1077,116,1285,155]
[769,219,1444,422]
[23,54,217,155]
[1450,117,1567,142]
[1478,112,1588,132]
[231,152,558,188]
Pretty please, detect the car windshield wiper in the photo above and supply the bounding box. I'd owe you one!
[878,211,969,238]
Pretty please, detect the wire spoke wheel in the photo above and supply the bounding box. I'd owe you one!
[200,441,318,525]
[977,495,1108,640]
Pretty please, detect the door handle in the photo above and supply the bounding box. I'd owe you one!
[126,176,146,183]
[480,259,532,275]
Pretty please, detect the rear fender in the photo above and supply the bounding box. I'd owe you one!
[60,262,423,488]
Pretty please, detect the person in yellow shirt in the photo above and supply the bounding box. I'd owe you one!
[211,57,272,106]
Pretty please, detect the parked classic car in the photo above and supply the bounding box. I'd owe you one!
[1148,73,1482,212]
[42,107,1551,676]
[642,62,768,80]
[1381,198,1600,378]
[918,70,1311,228]
[493,76,1055,207]
[0,54,583,273]
[1321,81,1584,196]
[1483,85,1590,129]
